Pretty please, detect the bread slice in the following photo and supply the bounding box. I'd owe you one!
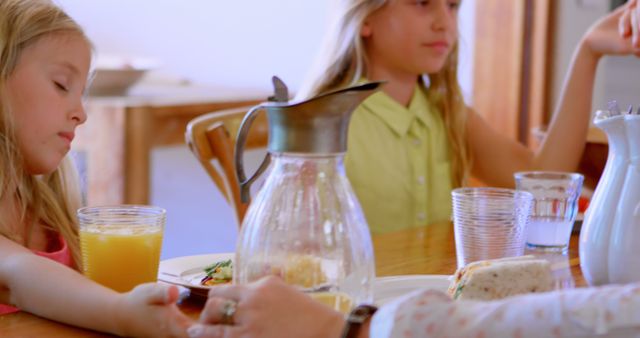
[448,255,553,301]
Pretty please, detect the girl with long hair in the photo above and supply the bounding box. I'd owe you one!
[0,1,192,336]
[296,0,637,233]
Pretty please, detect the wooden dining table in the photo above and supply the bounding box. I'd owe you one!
[0,222,585,337]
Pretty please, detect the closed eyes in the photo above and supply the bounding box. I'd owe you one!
[54,81,69,92]
[413,0,460,10]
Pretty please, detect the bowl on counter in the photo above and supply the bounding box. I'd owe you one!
[88,56,158,96]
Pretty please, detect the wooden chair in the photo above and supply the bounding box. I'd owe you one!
[185,106,268,226]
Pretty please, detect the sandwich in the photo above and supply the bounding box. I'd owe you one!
[448,255,553,301]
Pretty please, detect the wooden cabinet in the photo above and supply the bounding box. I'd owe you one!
[73,85,264,206]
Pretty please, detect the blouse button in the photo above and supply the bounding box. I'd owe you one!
[417,212,426,222]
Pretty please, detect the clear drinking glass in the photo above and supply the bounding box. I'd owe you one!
[452,187,533,268]
[515,172,583,252]
[78,205,165,292]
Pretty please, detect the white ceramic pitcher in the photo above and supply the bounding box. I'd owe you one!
[608,114,640,283]
[579,111,629,286]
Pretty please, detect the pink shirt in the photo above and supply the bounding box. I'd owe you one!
[0,234,73,315]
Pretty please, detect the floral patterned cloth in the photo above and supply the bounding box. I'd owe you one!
[370,284,640,338]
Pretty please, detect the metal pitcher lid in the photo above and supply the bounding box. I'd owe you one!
[263,76,382,154]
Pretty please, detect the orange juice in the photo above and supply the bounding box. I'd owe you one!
[80,226,163,292]
[309,292,353,314]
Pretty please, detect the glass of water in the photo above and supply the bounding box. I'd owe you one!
[514,172,583,252]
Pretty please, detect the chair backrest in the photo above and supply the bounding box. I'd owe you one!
[185,106,268,226]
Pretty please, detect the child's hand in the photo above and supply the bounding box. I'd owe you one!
[582,0,640,58]
[114,283,194,338]
[619,0,640,47]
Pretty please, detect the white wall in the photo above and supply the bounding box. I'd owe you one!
[551,0,640,117]
[58,0,476,259]
[56,0,330,91]
[551,0,607,116]
[458,0,476,104]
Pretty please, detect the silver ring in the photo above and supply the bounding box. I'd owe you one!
[220,299,237,325]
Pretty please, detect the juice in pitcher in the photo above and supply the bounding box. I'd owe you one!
[78,206,165,292]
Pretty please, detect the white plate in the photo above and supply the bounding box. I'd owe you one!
[158,253,234,296]
[159,254,452,303]
[374,275,451,306]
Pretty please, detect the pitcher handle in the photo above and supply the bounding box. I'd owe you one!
[235,105,271,203]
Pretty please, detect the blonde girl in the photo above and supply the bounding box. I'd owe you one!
[296,0,640,233]
[0,0,192,336]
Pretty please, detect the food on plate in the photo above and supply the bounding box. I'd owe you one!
[448,255,553,301]
[578,196,590,213]
[201,259,232,286]
[217,254,327,289]
[245,254,327,289]
[309,292,353,314]
[282,255,327,288]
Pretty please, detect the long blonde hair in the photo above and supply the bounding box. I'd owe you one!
[0,0,89,268]
[297,0,470,187]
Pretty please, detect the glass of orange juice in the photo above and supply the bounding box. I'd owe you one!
[78,205,165,292]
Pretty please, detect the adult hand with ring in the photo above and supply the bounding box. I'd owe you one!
[186,276,346,338]
[219,299,236,325]
[193,295,240,329]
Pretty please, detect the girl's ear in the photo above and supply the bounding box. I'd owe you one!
[360,21,372,38]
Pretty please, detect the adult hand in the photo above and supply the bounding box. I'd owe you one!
[582,0,640,58]
[188,276,345,338]
[114,283,194,338]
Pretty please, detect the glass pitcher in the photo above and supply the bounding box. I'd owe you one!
[233,77,382,313]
